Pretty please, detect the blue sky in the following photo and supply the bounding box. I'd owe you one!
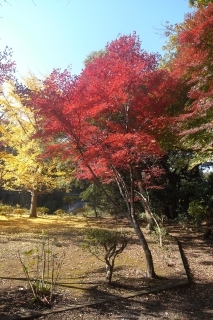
[0,0,194,79]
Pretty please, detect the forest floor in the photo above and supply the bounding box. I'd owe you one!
[0,215,213,319]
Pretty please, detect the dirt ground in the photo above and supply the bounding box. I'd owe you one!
[0,215,213,320]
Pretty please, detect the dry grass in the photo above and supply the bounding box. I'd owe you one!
[0,215,181,301]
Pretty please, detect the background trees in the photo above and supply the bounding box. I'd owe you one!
[159,4,213,226]
[165,5,213,167]
[189,0,213,7]
[0,81,73,217]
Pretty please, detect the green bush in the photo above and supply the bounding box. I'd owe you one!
[188,200,210,226]
[83,228,128,284]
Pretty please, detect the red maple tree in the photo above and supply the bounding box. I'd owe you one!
[33,34,180,278]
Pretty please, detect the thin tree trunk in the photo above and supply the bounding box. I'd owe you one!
[129,210,156,278]
[129,165,156,278]
[113,164,157,278]
[135,168,154,226]
[82,157,157,278]
[29,189,38,218]
[105,263,113,285]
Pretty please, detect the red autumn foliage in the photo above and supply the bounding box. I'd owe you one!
[170,5,213,146]
[31,33,181,279]
[33,34,179,186]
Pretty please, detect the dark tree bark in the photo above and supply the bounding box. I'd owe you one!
[29,189,38,218]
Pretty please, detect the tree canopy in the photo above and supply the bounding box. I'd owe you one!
[0,81,73,217]
[0,47,15,85]
[167,4,213,167]
[1,2,213,276]
[189,0,213,7]
[28,33,187,277]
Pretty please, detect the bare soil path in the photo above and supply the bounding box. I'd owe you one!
[0,216,213,319]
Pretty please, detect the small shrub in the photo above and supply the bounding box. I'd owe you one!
[0,204,13,216]
[37,207,49,216]
[53,209,65,216]
[137,212,146,221]
[83,228,128,284]
[151,226,168,246]
[188,200,211,227]
[12,208,27,216]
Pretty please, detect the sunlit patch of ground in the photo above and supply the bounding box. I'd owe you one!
[0,215,181,303]
[0,214,131,234]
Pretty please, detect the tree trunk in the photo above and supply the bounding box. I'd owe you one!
[135,168,154,226]
[128,165,156,278]
[87,163,157,278]
[131,210,157,278]
[29,189,38,218]
[105,263,113,285]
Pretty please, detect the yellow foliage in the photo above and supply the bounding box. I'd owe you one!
[0,80,74,194]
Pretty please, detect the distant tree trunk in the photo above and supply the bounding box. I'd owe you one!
[29,189,38,218]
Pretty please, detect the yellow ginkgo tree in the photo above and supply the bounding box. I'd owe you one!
[0,81,74,217]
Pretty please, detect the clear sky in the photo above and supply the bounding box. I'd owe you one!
[0,0,194,80]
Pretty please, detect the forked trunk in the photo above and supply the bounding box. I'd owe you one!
[129,165,156,278]
[135,169,154,228]
[29,189,38,218]
[129,203,156,278]
[88,164,157,278]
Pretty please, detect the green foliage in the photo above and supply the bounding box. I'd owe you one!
[85,228,117,246]
[80,182,126,218]
[84,228,127,248]
[151,226,168,246]
[18,233,65,305]
[84,49,106,65]
[188,200,211,226]
[161,21,184,67]
[189,0,213,6]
